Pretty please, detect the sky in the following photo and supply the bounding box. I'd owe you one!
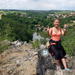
[0,0,75,10]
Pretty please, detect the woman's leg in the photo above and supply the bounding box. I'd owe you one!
[61,58,68,69]
[55,60,61,70]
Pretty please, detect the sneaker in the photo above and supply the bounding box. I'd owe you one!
[64,68,71,71]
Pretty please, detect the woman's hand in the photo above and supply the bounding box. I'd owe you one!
[64,24,68,29]
[44,26,52,36]
[63,24,68,32]
[61,24,68,36]
[44,26,50,32]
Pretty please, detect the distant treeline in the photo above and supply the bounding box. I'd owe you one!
[0,11,75,42]
[0,11,75,55]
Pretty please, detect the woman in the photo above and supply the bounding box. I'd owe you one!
[47,19,70,70]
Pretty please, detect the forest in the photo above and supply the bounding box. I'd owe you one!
[0,10,75,55]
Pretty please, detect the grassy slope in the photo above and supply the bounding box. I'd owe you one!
[62,26,75,56]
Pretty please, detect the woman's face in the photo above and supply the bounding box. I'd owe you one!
[53,19,60,28]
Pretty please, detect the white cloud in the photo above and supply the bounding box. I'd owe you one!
[0,0,75,10]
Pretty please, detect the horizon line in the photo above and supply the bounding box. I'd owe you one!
[0,9,75,11]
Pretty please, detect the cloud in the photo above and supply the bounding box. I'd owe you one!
[0,0,75,10]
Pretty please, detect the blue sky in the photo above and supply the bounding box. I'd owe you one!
[0,0,75,10]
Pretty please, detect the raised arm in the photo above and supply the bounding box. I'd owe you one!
[61,24,68,36]
[47,28,52,36]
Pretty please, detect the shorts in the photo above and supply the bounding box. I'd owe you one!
[48,39,66,60]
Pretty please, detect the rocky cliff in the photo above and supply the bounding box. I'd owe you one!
[0,44,75,75]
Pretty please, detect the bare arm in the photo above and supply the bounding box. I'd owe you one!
[45,27,52,36]
[48,28,52,36]
[61,28,66,36]
[61,24,68,36]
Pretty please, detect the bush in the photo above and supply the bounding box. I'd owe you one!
[62,26,75,56]
[32,40,41,49]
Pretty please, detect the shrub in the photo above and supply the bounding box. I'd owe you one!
[32,40,41,49]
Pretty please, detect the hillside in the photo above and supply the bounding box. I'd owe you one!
[0,44,75,75]
[0,10,75,75]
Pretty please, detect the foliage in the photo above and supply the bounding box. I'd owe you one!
[0,10,75,55]
[0,40,10,53]
[62,26,75,56]
[32,40,41,49]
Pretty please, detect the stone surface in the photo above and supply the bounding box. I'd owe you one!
[45,70,75,75]
[0,44,38,75]
[0,44,75,75]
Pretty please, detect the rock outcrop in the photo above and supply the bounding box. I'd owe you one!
[0,44,75,75]
[0,44,38,75]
